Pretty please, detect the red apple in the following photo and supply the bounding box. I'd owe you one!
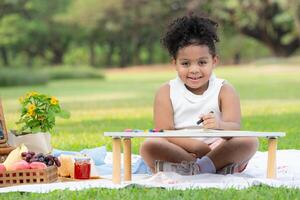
[0,164,6,172]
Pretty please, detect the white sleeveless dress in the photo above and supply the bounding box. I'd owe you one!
[169,73,225,148]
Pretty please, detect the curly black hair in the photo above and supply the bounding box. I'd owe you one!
[161,15,219,59]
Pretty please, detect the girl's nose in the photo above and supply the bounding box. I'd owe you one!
[190,64,200,73]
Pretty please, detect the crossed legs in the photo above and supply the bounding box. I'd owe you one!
[140,137,259,173]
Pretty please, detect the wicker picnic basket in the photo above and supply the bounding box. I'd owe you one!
[0,166,58,187]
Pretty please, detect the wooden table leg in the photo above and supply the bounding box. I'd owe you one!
[123,138,132,181]
[112,137,121,184]
[267,137,277,179]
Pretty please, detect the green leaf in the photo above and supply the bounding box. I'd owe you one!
[58,110,71,119]
[31,126,41,133]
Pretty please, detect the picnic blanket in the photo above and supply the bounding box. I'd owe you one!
[0,149,299,193]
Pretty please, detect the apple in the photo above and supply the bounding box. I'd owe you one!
[0,164,6,172]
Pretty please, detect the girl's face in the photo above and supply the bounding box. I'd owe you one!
[173,44,218,95]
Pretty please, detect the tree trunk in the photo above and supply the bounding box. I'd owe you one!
[146,43,154,64]
[233,53,241,65]
[26,53,34,68]
[223,1,300,57]
[119,43,131,68]
[268,42,299,57]
[240,26,300,57]
[0,47,9,67]
[89,40,96,67]
[51,49,64,65]
[132,38,142,65]
[291,0,300,40]
[132,45,141,65]
[105,42,115,67]
[119,47,128,68]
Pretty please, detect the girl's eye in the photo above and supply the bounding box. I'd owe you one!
[181,62,189,67]
[198,61,207,65]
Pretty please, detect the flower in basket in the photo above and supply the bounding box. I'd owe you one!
[15,91,70,134]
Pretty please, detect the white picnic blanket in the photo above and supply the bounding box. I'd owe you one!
[0,150,299,193]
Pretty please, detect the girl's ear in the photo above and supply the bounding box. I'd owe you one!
[172,58,179,72]
[212,55,219,68]
[171,58,176,65]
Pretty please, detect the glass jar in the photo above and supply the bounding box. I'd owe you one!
[74,157,91,179]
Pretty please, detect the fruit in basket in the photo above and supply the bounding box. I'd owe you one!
[11,160,30,171]
[3,144,28,171]
[30,162,47,169]
[53,157,61,167]
[21,152,61,167]
[0,164,6,172]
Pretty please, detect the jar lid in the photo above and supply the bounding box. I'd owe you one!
[74,157,90,162]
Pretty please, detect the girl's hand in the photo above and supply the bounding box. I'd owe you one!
[200,112,222,129]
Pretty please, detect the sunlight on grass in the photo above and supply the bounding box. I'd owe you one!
[242,100,300,116]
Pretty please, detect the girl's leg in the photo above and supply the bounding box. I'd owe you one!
[165,138,211,158]
[140,138,206,172]
[206,137,259,170]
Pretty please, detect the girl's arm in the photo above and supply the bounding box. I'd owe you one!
[153,83,175,130]
[202,83,241,130]
[219,83,241,130]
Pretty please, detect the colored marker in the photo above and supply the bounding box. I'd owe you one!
[196,118,204,125]
[196,111,214,125]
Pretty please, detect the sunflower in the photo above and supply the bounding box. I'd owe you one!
[50,96,59,105]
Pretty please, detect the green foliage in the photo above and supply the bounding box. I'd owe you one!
[60,0,122,29]
[0,68,49,86]
[0,0,299,67]
[16,91,70,133]
[64,47,89,65]
[218,31,271,63]
[0,14,26,46]
[57,0,186,67]
[0,0,75,66]
[208,0,300,57]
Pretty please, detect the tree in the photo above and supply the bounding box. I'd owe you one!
[0,0,74,66]
[288,0,300,40]
[59,0,123,67]
[0,14,26,66]
[0,0,29,66]
[206,0,300,57]
[60,0,188,67]
[24,0,74,65]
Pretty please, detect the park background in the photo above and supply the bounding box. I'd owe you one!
[1,0,300,199]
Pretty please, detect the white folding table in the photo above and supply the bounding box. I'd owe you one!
[104,129,285,184]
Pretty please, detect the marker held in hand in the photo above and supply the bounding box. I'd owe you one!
[196,111,214,125]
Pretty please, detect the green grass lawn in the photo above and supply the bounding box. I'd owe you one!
[1,65,300,199]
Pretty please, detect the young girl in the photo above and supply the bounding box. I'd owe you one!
[140,15,258,175]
